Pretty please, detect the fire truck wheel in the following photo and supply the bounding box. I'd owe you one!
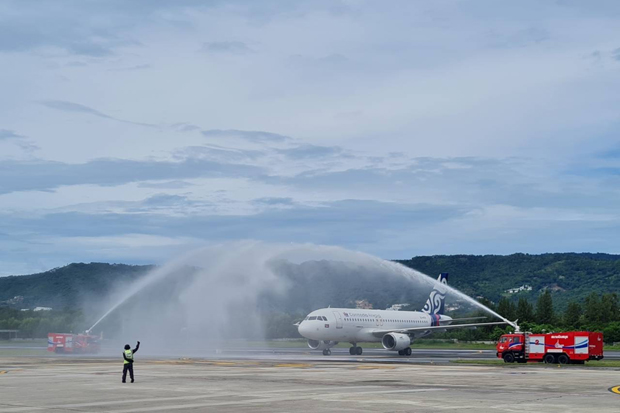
[543,354,556,364]
[502,353,515,363]
[557,354,569,365]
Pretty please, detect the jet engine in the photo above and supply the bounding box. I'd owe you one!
[307,339,338,350]
[381,333,412,351]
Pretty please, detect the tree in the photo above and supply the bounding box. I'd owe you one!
[516,297,534,323]
[600,293,619,323]
[536,290,554,325]
[584,292,601,324]
[490,326,508,341]
[603,322,620,344]
[563,301,582,329]
[497,297,516,321]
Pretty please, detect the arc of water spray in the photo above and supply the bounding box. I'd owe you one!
[86,242,519,334]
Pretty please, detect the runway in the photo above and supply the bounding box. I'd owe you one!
[209,346,500,363]
[9,345,620,363]
[1,355,619,412]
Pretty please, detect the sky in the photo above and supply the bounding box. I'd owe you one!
[1,0,620,275]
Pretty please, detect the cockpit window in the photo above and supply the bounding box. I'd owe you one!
[309,316,317,320]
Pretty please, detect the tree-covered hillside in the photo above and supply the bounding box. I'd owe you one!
[2,253,620,312]
[397,253,620,310]
[0,263,153,309]
[2,254,620,340]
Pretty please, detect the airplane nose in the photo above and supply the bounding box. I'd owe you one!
[298,322,309,337]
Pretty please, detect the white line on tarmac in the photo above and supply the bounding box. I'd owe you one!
[0,385,389,412]
[107,388,448,413]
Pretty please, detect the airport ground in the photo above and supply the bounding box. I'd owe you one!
[2,348,620,412]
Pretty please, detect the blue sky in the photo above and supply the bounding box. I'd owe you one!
[1,0,620,275]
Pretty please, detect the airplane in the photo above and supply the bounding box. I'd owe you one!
[297,273,508,356]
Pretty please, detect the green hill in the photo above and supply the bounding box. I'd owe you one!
[2,253,620,312]
[0,263,153,309]
[2,253,620,340]
[397,253,620,310]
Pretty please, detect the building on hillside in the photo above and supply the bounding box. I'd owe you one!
[445,304,462,312]
[0,296,24,306]
[386,303,408,311]
[505,285,532,294]
[355,300,373,309]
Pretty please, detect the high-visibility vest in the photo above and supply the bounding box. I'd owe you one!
[123,349,133,364]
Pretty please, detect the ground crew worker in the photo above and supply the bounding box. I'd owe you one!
[122,341,140,383]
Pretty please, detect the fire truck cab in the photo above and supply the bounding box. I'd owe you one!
[497,331,603,364]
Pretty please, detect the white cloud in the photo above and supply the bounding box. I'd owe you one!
[1,0,620,274]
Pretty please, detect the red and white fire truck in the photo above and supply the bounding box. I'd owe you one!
[47,333,101,354]
[496,331,603,364]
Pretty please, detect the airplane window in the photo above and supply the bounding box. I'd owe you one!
[322,316,327,321]
[309,316,317,320]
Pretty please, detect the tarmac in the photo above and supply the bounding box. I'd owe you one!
[2,352,620,412]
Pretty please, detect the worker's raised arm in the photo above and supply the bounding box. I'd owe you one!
[133,341,140,353]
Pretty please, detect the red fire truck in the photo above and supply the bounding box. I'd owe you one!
[496,331,603,364]
[47,333,101,354]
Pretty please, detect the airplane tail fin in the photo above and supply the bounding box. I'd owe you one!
[421,273,449,315]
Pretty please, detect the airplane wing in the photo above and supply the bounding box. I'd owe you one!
[370,321,508,338]
[440,316,486,324]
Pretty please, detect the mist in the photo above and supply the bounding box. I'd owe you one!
[89,241,503,356]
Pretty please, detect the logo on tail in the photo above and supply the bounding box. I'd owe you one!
[422,273,448,315]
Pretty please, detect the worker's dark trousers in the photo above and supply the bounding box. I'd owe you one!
[122,363,134,382]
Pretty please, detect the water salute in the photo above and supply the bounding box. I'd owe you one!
[2,1,620,412]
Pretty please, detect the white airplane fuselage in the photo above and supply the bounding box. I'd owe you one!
[297,308,453,344]
[296,273,508,355]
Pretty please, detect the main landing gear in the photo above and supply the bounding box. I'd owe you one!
[322,349,332,356]
[398,347,412,356]
[349,345,363,356]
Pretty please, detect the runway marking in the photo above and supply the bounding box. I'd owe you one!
[609,385,620,395]
[356,365,396,370]
[274,363,312,368]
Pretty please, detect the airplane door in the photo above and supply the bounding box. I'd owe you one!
[332,311,343,329]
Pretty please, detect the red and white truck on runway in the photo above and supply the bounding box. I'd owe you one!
[496,331,604,364]
[47,333,101,354]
